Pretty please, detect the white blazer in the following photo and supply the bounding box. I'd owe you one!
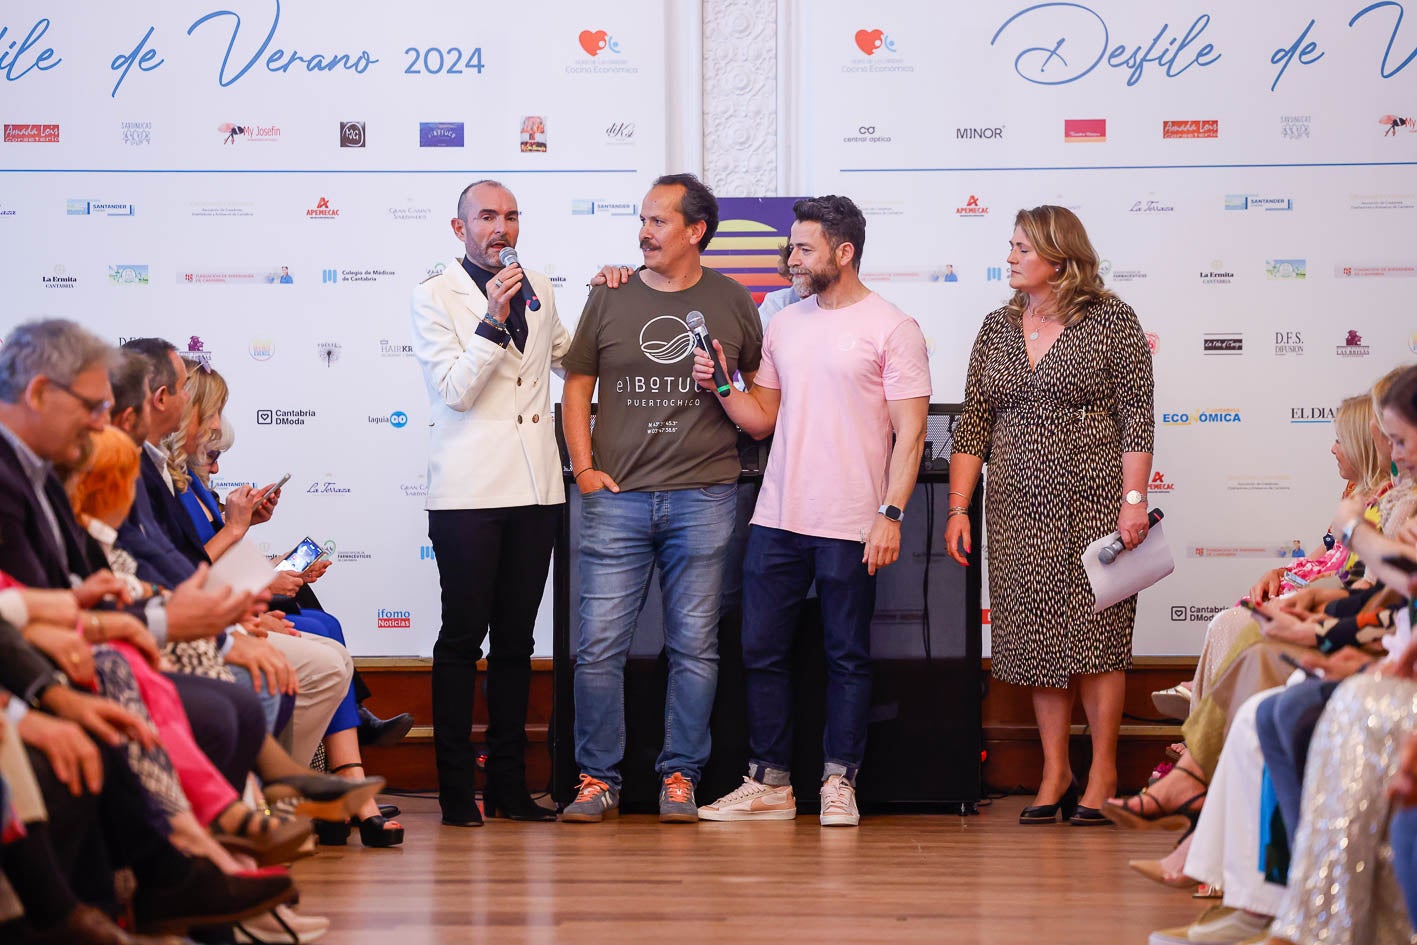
[410,258,573,510]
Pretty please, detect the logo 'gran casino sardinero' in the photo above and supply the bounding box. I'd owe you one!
[638,315,694,365]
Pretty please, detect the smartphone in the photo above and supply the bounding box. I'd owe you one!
[1278,651,1321,679]
[1238,598,1271,621]
[1381,554,1417,575]
[270,472,292,493]
[275,537,328,573]
[1281,570,1311,588]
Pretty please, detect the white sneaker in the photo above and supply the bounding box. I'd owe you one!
[698,777,797,821]
[819,774,860,827]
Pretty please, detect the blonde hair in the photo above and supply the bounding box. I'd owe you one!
[69,427,141,526]
[166,361,229,493]
[1335,394,1386,498]
[1005,205,1115,327]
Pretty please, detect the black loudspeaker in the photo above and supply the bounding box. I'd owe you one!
[554,479,980,813]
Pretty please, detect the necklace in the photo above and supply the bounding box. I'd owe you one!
[1026,309,1059,341]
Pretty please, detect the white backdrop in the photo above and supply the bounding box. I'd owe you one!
[784,0,1417,655]
[2,0,1414,656]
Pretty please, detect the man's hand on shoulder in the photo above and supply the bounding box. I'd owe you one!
[589,265,637,289]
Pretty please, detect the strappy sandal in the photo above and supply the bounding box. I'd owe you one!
[1100,764,1207,833]
[313,763,404,848]
[212,804,314,867]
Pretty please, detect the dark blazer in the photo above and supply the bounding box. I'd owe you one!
[0,617,61,704]
[0,434,106,589]
[118,474,198,589]
[138,451,210,569]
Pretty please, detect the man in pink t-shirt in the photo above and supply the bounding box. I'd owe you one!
[691,195,930,827]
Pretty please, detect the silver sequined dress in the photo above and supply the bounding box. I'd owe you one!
[1271,673,1417,945]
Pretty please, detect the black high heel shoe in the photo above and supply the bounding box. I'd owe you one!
[313,814,405,847]
[1019,778,1080,824]
[482,785,556,822]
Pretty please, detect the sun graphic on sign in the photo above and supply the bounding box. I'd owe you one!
[702,198,801,303]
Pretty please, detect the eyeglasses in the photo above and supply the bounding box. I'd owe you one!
[48,379,113,419]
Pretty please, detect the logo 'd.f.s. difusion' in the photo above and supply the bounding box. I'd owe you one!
[639,315,695,364]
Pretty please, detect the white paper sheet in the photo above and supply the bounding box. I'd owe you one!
[1083,520,1175,613]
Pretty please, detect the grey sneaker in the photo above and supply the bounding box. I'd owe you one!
[559,774,619,823]
[659,772,699,823]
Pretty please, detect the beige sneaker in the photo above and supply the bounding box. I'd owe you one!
[819,774,859,827]
[698,777,796,821]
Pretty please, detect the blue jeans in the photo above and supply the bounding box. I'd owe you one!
[742,525,876,783]
[573,484,737,789]
[1394,806,1417,927]
[1255,677,1339,848]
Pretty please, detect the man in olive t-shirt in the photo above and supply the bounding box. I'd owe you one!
[560,173,762,824]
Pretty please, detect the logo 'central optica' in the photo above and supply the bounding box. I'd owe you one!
[639,315,694,364]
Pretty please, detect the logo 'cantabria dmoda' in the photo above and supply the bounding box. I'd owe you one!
[639,315,695,364]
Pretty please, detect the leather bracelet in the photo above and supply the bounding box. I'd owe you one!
[573,467,592,480]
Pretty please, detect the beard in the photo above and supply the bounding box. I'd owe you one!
[793,258,839,297]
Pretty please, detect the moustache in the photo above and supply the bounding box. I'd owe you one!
[639,240,659,251]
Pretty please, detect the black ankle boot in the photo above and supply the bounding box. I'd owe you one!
[482,779,555,822]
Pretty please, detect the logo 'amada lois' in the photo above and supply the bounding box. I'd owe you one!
[3,124,59,143]
[854,29,895,55]
[578,29,619,56]
[1163,120,1219,139]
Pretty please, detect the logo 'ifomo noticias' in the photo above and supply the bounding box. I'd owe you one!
[376,608,411,629]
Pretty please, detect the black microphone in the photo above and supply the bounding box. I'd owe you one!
[685,310,731,396]
[497,246,541,311]
[1099,508,1164,565]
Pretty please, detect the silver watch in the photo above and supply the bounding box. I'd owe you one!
[1124,490,1146,506]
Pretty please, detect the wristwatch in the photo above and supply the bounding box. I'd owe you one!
[1340,516,1363,547]
[1124,490,1146,506]
[878,504,904,522]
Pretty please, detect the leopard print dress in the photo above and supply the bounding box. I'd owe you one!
[953,297,1155,688]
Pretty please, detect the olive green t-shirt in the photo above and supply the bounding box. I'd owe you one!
[563,267,763,492]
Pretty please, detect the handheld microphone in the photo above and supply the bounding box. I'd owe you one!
[1099,508,1164,565]
[685,310,731,396]
[497,246,541,311]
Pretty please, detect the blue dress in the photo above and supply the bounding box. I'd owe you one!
[181,475,359,735]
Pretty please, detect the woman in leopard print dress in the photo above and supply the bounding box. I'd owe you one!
[947,206,1155,824]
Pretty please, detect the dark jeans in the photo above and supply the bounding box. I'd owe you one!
[1394,806,1417,928]
[167,671,267,792]
[429,504,560,817]
[742,525,876,782]
[1255,677,1339,848]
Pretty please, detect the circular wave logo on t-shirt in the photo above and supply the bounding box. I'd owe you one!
[639,314,695,364]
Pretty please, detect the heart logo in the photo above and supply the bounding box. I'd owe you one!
[579,29,608,57]
[854,29,884,56]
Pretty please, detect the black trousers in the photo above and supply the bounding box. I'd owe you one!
[428,504,559,817]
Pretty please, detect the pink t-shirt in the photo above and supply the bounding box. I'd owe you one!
[750,292,932,541]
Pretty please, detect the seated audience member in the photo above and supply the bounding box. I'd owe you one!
[64,428,313,865]
[173,365,401,847]
[1152,390,1395,720]
[756,241,806,329]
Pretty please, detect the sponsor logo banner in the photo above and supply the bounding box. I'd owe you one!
[419,122,464,147]
[120,121,152,146]
[1064,118,1106,143]
[1202,333,1242,355]
[1225,194,1293,211]
[1336,330,1370,358]
[1274,331,1304,356]
[68,200,135,217]
[107,265,149,285]
[339,121,365,148]
[1335,262,1417,278]
[4,123,58,142]
[1163,119,1218,138]
[1265,259,1306,279]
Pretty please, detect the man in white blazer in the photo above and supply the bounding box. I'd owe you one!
[410,180,571,826]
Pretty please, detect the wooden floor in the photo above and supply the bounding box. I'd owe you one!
[292,794,1205,944]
